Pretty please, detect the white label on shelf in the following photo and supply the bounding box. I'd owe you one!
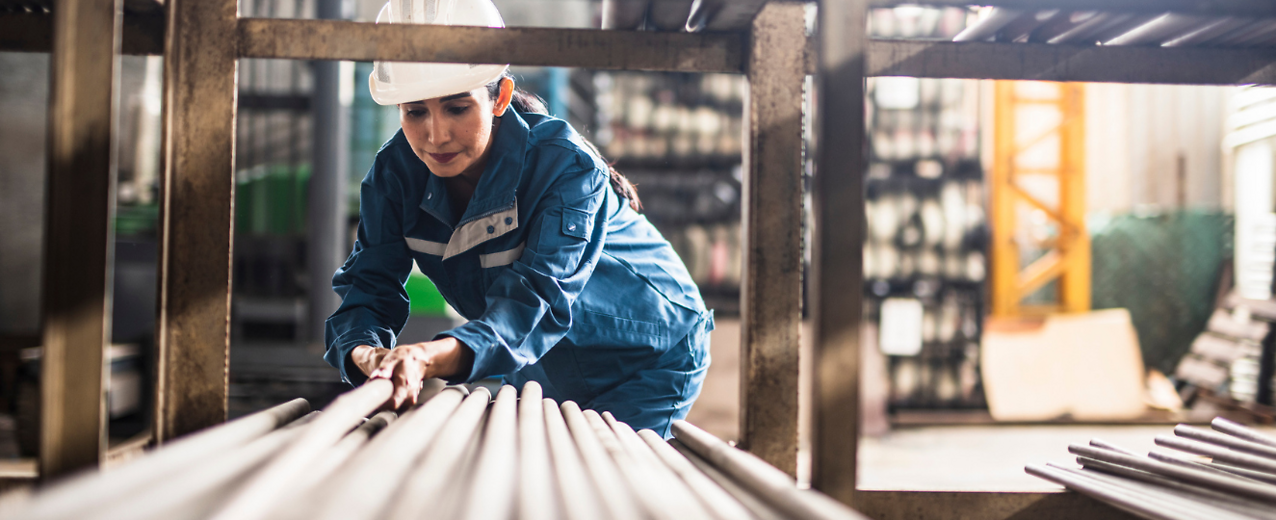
[880,298,924,357]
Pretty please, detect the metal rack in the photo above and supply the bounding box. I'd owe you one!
[6,0,1276,518]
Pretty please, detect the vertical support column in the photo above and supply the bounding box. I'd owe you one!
[155,0,238,441]
[739,1,805,478]
[308,0,350,343]
[40,0,123,478]
[812,0,867,506]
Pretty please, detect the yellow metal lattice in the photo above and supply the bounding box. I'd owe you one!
[990,81,1090,316]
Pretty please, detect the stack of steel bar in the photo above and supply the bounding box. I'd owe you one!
[2,380,868,520]
[1026,417,1276,520]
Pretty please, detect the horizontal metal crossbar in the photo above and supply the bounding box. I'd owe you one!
[238,18,745,73]
[868,0,1276,17]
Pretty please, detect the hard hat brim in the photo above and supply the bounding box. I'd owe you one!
[369,63,509,106]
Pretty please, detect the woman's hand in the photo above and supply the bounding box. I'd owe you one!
[369,337,474,409]
[351,345,390,378]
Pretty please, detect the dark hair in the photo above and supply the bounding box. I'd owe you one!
[487,75,642,211]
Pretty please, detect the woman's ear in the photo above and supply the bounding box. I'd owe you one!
[494,77,514,116]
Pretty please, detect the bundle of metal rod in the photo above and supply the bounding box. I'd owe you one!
[5,381,868,520]
[1026,416,1276,520]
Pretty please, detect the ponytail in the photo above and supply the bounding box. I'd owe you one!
[487,75,642,212]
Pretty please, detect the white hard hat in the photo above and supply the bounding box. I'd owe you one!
[368,0,510,105]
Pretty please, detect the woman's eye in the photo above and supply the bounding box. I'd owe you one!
[447,106,469,115]
[405,109,426,118]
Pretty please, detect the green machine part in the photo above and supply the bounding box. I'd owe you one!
[406,271,450,317]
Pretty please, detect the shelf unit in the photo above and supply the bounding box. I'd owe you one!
[6,0,1276,517]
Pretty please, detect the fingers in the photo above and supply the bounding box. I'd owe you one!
[389,354,425,409]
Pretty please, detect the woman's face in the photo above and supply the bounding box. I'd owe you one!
[399,85,500,179]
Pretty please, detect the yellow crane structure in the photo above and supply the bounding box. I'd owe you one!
[990,81,1090,316]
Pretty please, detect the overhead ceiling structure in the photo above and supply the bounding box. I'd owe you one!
[951,6,1276,48]
[602,0,770,32]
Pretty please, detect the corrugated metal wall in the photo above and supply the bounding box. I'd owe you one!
[1085,83,1229,214]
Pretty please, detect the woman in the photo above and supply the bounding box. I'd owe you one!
[324,0,712,437]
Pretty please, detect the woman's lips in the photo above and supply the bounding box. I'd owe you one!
[428,152,458,164]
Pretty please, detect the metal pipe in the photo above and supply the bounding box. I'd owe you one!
[1089,438,1141,456]
[1027,11,1099,43]
[1045,12,1119,44]
[1025,464,1200,520]
[602,0,649,30]
[1162,17,1248,47]
[648,0,694,31]
[952,9,1025,42]
[1176,424,1276,460]
[583,409,678,519]
[460,385,518,520]
[307,0,351,343]
[296,386,467,520]
[684,0,722,33]
[1104,13,1212,46]
[542,399,606,520]
[602,412,717,519]
[271,411,398,509]
[1155,435,1276,475]
[1214,417,1276,448]
[1067,443,1276,503]
[670,420,871,520]
[68,415,317,520]
[637,429,755,520]
[1077,457,1276,519]
[1055,463,1254,520]
[1147,450,1274,485]
[560,401,644,520]
[668,440,790,520]
[209,379,394,520]
[517,383,558,520]
[14,397,310,520]
[384,387,493,520]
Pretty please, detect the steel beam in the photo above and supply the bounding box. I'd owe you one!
[811,0,867,507]
[154,0,239,441]
[237,18,745,73]
[867,0,1276,17]
[739,0,804,479]
[39,0,123,479]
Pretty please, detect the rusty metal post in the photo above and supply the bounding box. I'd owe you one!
[40,0,124,478]
[811,0,868,505]
[739,0,806,478]
[154,0,239,441]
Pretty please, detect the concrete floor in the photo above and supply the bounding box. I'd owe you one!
[684,318,1276,492]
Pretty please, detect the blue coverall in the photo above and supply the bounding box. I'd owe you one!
[324,108,712,437]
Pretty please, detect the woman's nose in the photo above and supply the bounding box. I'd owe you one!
[426,116,449,145]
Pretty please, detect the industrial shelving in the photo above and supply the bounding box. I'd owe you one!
[6,0,1276,518]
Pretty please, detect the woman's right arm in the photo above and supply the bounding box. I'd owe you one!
[323,168,414,386]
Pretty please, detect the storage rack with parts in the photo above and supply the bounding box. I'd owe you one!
[5,0,1276,517]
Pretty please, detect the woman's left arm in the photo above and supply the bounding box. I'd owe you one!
[442,161,611,383]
